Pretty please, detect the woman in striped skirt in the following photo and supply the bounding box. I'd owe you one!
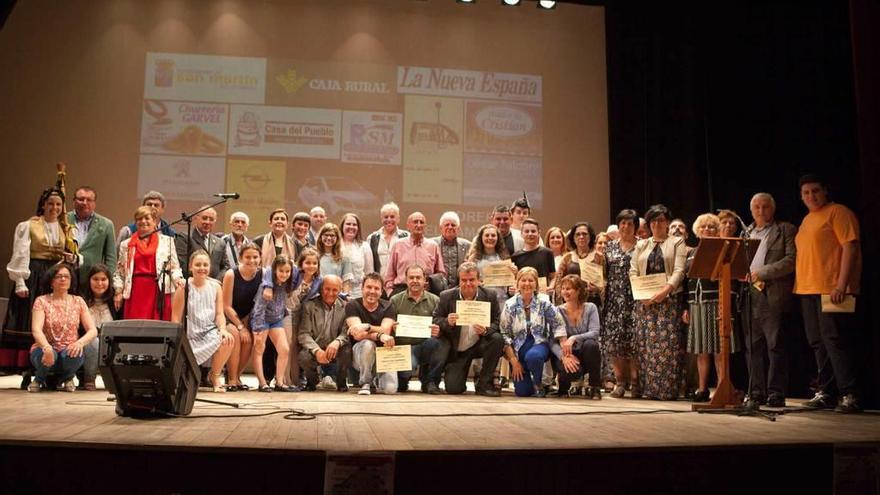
[683,214,741,402]
[172,250,234,392]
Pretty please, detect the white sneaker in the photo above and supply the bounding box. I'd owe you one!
[320,376,337,390]
[358,383,371,396]
[62,379,77,392]
[27,381,42,393]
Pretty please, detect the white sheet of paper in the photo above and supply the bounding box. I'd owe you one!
[821,294,856,313]
[395,314,432,339]
[455,300,491,327]
[375,345,413,373]
[630,273,668,300]
[538,276,548,294]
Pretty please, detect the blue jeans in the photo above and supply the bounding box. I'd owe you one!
[397,338,444,385]
[82,338,100,381]
[514,334,550,397]
[30,347,84,384]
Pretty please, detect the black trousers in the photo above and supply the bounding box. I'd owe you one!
[801,295,858,397]
[437,332,504,394]
[744,289,787,399]
[553,339,602,389]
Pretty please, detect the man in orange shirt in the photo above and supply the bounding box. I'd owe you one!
[794,174,862,413]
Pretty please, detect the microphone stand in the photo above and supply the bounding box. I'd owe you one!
[140,198,232,390]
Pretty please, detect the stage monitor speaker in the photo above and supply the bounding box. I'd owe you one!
[98,319,199,417]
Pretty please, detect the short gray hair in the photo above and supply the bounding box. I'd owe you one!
[439,211,460,226]
[142,190,166,207]
[458,261,480,278]
[380,202,400,216]
[750,192,776,210]
[230,211,250,224]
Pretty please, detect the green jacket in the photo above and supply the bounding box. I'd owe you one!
[67,211,116,284]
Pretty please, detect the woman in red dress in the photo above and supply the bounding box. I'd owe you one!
[113,206,183,319]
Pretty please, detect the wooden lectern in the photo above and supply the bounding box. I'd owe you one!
[688,236,756,411]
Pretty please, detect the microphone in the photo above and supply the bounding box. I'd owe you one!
[213,192,240,199]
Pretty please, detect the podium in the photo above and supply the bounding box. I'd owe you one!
[687,236,755,411]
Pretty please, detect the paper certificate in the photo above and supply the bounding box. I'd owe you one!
[630,273,668,301]
[538,277,548,294]
[580,260,604,288]
[375,345,412,373]
[455,300,491,327]
[821,295,856,313]
[395,315,432,339]
[481,261,516,287]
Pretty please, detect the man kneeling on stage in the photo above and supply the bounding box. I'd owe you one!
[389,265,445,394]
[298,275,351,392]
[434,262,504,396]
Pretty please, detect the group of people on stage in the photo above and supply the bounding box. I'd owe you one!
[0,172,864,412]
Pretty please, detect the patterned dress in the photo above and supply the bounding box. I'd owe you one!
[602,240,636,358]
[633,244,684,400]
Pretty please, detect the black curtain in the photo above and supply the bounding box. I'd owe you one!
[604,0,878,406]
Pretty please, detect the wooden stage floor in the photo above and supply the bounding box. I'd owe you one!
[1,374,879,494]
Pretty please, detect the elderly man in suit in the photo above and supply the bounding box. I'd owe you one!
[68,186,116,284]
[429,211,471,289]
[298,275,351,392]
[744,192,797,408]
[175,206,230,280]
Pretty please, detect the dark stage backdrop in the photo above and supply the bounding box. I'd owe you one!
[604,0,879,406]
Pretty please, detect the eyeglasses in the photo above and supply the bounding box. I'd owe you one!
[54,274,71,280]
[574,232,590,237]
[322,233,338,238]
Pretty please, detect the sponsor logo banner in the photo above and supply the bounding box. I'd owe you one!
[462,153,542,208]
[402,96,464,204]
[398,66,542,103]
[464,101,542,156]
[145,52,266,104]
[140,100,228,156]
[341,111,402,165]
[267,60,398,110]
[226,159,287,226]
[137,154,226,202]
[227,104,341,159]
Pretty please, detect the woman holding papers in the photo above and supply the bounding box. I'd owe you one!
[500,267,565,397]
[682,214,741,402]
[629,204,687,400]
[603,209,640,398]
[466,224,515,304]
[554,222,604,308]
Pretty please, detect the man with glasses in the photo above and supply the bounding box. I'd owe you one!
[68,186,116,284]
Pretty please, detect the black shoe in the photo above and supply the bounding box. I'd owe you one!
[766,394,785,408]
[692,389,711,403]
[588,386,602,400]
[834,393,862,414]
[426,383,443,395]
[804,391,835,409]
[533,389,547,398]
[304,381,318,392]
[398,381,409,393]
[336,384,349,393]
[476,388,500,397]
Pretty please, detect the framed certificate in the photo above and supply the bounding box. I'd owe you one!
[376,345,413,373]
[455,300,491,327]
[630,273,668,300]
[482,261,516,287]
[395,315,432,339]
